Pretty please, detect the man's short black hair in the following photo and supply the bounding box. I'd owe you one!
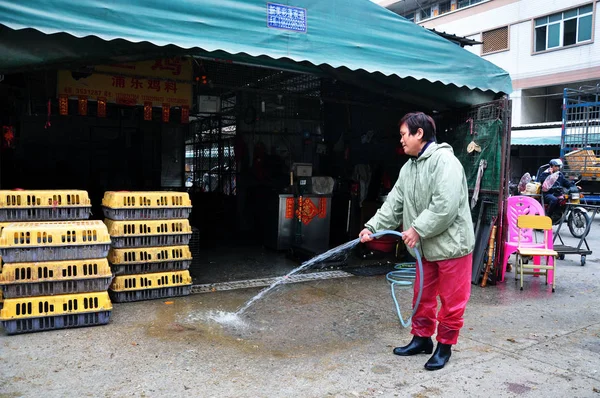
[399,112,437,142]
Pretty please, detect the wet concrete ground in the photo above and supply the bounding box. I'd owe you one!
[1,222,600,397]
[189,243,301,284]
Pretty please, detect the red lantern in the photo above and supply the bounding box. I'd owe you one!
[181,105,189,124]
[162,103,170,123]
[59,94,69,116]
[97,97,107,118]
[78,96,88,116]
[144,102,152,121]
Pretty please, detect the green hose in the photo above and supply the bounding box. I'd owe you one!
[370,231,423,328]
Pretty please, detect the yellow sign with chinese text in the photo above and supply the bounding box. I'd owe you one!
[57,58,192,107]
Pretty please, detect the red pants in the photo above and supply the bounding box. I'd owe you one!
[411,253,473,345]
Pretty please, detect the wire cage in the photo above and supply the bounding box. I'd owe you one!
[186,117,237,195]
[561,86,600,182]
[185,59,323,196]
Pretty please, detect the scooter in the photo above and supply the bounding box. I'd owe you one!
[517,165,591,238]
[548,185,590,238]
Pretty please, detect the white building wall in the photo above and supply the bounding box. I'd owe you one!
[422,0,600,80]
[511,88,523,125]
[520,87,545,124]
[410,0,600,125]
[421,0,599,82]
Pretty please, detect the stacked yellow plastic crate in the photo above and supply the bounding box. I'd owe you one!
[0,191,112,334]
[102,192,193,302]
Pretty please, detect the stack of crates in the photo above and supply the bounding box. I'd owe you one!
[0,190,113,335]
[102,192,193,302]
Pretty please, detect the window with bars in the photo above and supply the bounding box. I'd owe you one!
[482,26,509,54]
[439,1,452,15]
[534,4,593,53]
[420,7,432,20]
[458,0,485,9]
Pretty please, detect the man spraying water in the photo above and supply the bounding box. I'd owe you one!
[359,112,474,371]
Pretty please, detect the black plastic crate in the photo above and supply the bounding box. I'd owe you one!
[0,207,91,222]
[110,235,191,248]
[1,311,111,335]
[102,207,191,221]
[109,286,191,302]
[0,244,110,263]
[110,260,191,275]
[1,277,113,299]
[189,227,201,270]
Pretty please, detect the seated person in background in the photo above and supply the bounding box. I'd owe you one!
[538,158,580,218]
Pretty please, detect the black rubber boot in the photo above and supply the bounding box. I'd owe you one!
[424,343,452,371]
[392,336,434,356]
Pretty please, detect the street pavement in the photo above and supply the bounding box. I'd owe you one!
[1,219,600,397]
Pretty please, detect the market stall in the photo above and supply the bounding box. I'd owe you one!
[0,0,512,284]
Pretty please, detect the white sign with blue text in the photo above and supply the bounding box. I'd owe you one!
[267,3,307,33]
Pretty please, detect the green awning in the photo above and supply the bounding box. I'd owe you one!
[511,136,561,146]
[0,0,511,95]
[511,128,562,146]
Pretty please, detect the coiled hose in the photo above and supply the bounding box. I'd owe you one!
[369,230,423,328]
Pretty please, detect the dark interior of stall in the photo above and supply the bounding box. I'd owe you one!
[0,59,509,285]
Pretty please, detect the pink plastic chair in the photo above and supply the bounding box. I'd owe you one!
[501,196,554,282]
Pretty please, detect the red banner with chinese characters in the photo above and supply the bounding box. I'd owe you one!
[162,104,170,123]
[181,105,190,124]
[318,197,327,218]
[78,96,88,116]
[59,94,69,115]
[97,97,107,118]
[144,102,153,121]
[57,57,192,108]
[286,197,328,225]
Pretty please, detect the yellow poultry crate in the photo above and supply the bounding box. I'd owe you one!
[563,148,600,180]
[0,291,112,334]
[0,190,92,222]
[102,191,192,220]
[0,221,8,236]
[0,259,112,298]
[0,221,111,263]
[108,245,192,275]
[104,219,192,248]
[109,270,192,302]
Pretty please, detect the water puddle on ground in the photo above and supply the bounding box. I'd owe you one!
[187,310,249,330]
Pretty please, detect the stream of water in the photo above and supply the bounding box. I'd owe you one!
[234,238,361,316]
[197,231,408,328]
